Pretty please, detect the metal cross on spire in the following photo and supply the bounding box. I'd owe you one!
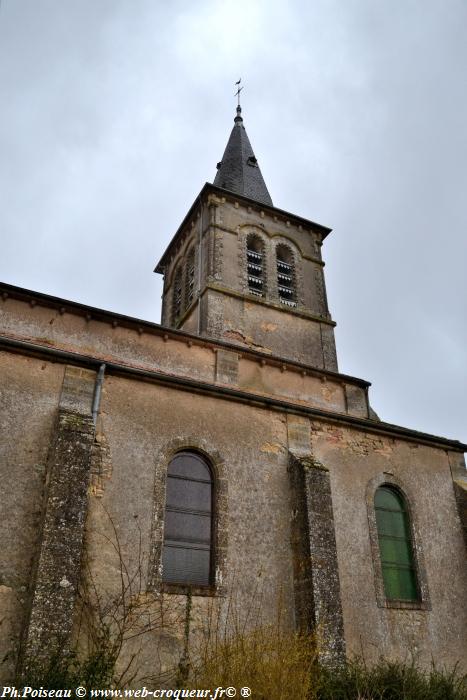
[234,78,243,107]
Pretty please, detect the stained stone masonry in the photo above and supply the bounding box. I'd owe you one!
[288,452,346,666]
[21,366,97,670]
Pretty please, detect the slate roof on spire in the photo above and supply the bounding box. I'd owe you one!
[213,106,273,206]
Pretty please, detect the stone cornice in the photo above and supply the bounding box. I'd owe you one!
[0,280,361,385]
[1,333,465,454]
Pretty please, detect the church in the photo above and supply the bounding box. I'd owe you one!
[0,103,466,682]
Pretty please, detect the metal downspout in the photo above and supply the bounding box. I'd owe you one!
[91,363,106,425]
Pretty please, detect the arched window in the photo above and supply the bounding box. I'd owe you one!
[276,245,296,306]
[162,451,213,586]
[246,235,265,297]
[172,266,183,325]
[374,486,419,601]
[185,248,196,308]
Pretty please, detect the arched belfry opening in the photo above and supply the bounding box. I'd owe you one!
[246,234,265,297]
[276,244,296,307]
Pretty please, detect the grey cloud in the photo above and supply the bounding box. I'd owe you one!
[0,0,465,441]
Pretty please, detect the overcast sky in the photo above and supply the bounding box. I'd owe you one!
[1,1,466,443]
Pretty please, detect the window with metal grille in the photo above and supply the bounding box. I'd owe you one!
[276,245,296,307]
[247,236,265,297]
[172,267,183,325]
[162,452,213,586]
[374,486,419,601]
[185,248,195,308]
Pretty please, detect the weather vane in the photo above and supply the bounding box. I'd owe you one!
[234,78,243,107]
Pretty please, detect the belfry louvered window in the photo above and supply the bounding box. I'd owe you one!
[276,245,296,306]
[374,486,419,601]
[172,267,183,324]
[247,236,265,297]
[185,248,195,308]
[162,452,213,586]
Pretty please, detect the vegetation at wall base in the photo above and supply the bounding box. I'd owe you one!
[185,614,467,700]
[184,591,467,700]
[14,519,466,698]
[19,648,115,691]
[17,644,467,700]
[315,658,467,700]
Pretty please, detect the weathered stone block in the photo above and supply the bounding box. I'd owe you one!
[23,408,95,666]
[215,349,239,385]
[344,383,368,418]
[288,452,346,666]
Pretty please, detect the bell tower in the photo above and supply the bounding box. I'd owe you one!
[155,106,338,371]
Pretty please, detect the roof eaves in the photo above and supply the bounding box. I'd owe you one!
[210,183,332,236]
[1,327,466,453]
[0,280,365,386]
[154,182,333,274]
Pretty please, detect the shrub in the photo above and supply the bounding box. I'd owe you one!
[315,658,467,700]
[19,647,115,691]
[190,626,318,700]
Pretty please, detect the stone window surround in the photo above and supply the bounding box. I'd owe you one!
[275,241,297,305]
[246,231,267,297]
[366,473,431,610]
[171,266,183,326]
[148,437,228,597]
[239,226,303,307]
[165,236,198,326]
[184,247,196,309]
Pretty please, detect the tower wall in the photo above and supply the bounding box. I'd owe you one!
[160,189,337,369]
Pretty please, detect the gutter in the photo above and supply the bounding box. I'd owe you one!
[0,280,371,388]
[1,335,465,453]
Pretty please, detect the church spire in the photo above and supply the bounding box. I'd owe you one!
[213,105,273,207]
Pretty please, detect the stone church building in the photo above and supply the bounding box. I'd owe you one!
[1,105,466,681]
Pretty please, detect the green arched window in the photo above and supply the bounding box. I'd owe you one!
[374,486,419,601]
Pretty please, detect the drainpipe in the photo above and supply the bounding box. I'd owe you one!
[91,363,106,425]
